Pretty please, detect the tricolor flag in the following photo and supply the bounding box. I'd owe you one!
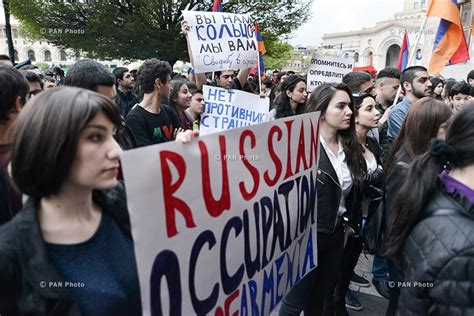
[255,23,266,77]
[427,0,469,75]
[212,0,223,12]
[396,30,410,70]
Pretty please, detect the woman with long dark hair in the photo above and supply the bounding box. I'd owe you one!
[279,83,364,316]
[268,75,307,120]
[334,92,384,314]
[168,79,193,130]
[384,105,474,315]
[430,77,444,101]
[383,97,452,315]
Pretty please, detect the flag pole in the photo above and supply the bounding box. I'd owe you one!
[392,16,428,107]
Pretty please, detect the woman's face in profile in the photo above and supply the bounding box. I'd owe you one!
[65,111,122,190]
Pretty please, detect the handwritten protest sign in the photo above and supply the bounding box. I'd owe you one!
[200,85,269,136]
[182,10,258,73]
[121,112,321,316]
[307,54,354,92]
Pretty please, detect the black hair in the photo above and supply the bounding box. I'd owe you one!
[186,81,198,94]
[65,59,115,91]
[375,67,401,80]
[0,64,29,122]
[384,105,474,261]
[400,65,428,94]
[21,70,44,89]
[11,87,121,199]
[467,69,474,82]
[273,75,306,119]
[19,64,39,71]
[342,71,373,93]
[112,67,129,84]
[137,59,172,94]
[168,79,189,112]
[305,82,365,185]
[0,54,11,61]
[449,82,470,98]
[353,93,376,114]
[43,75,55,83]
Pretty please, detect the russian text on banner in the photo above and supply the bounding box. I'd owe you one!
[200,85,269,136]
[307,54,354,92]
[121,112,321,316]
[182,10,258,73]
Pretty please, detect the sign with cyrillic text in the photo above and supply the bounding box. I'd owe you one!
[182,10,258,73]
[307,54,354,92]
[200,85,269,136]
[121,112,321,316]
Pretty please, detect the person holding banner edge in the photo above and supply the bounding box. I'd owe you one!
[181,21,251,91]
[279,83,364,316]
[0,87,142,315]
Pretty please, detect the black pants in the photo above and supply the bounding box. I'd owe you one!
[306,223,345,315]
[333,235,364,315]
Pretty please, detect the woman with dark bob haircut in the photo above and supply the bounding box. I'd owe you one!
[384,105,474,315]
[279,83,364,315]
[0,87,141,315]
[268,75,307,120]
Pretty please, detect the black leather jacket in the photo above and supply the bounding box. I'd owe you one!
[0,183,135,316]
[398,189,474,316]
[316,143,363,234]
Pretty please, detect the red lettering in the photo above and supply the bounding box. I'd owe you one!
[199,136,231,217]
[160,151,196,238]
[308,119,320,168]
[264,125,283,187]
[283,120,294,180]
[214,289,240,316]
[238,130,260,201]
[294,120,309,173]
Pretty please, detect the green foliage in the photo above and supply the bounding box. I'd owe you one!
[9,0,312,66]
[263,40,292,70]
[34,63,51,71]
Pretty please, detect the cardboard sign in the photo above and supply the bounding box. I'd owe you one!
[121,112,321,316]
[182,11,258,73]
[307,54,354,92]
[200,85,269,136]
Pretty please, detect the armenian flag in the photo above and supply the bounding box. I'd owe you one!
[396,30,410,70]
[427,0,469,75]
[255,23,266,77]
[212,0,223,12]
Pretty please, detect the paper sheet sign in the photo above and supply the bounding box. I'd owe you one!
[307,54,354,92]
[182,10,258,73]
[200,85,269,136]
[121,112,321,316]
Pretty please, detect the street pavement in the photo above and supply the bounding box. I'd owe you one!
[270,254,389,315]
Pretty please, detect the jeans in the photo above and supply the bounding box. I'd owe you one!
[372,255,389,282]
[279,224,345,316]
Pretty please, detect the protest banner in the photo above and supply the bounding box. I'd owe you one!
[200,85,269,136]
[307,54,354,92]
[182,10,258,73]
[121,112,321,316]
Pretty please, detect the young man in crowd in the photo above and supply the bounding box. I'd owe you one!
[113,67,138,117]
[342,71,376,96]
[387,66,432,140]
[64,59,137,150]
[0,65,29,223]
[21,70,43,99]
[125,58,194,147]
[449,82,471,113]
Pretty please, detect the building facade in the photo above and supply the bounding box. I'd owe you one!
[319,0,473,79]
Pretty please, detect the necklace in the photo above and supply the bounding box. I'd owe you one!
[360,142,369,153]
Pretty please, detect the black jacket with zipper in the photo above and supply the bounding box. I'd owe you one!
[0,182,138,316]
[316,143,363,234]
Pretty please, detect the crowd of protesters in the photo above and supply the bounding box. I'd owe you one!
[0,45,473,316]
